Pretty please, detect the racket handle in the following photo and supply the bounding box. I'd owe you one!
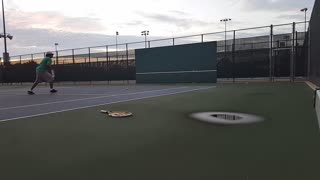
[51,70,55,78]
[100,110,108,114]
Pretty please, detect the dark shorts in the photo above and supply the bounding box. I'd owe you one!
[35,71,54,83]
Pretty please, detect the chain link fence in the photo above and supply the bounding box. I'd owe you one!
[0,21,310,83]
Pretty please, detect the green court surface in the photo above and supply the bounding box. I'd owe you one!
[0,82,319,180]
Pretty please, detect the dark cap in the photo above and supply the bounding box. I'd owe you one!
[46,51,54,56]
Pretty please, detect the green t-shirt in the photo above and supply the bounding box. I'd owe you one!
[36,57,52,72]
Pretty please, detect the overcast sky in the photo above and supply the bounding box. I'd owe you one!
[0,0,316,56]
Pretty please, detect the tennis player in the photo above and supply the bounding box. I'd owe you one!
[28,52,57,95]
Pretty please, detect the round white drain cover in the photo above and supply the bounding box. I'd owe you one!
[191,112,264,125]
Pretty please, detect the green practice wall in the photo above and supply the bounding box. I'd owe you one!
[135,42,217,83]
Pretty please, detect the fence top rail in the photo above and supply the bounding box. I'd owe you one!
[12,21,309,57]
[272,21,309,28]
[235,25,271,32]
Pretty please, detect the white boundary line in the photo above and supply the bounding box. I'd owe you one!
[51,93,122,96]
[0,87,188,111]
[0,86,75,93]
[0,93,25,96]
[136,70,217,75]
[305,81,319,91]
[316,90,320,129]
[305,81,320,130]
[0,93,98,96]
[0,86,215,123]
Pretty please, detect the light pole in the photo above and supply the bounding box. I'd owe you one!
[141,30,149,48]
[300,8,308,33]
[220,18,231,56]
[1,0,12,64]
[300,8,308,79]
[116,31,119,60]
[55,43,59,52]
[54,43,59,64]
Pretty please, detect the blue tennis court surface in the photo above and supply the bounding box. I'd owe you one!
[0,85,214,122]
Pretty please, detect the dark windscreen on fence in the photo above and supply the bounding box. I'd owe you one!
[309,0,320,86]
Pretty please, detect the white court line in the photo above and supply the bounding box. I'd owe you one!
[136,70,217,75]
[305,81,319,91]
[315,90,320,130]
[0,91,124,96]
[50,93,117,96]
[0,86,76,94]
[0,87,188,111]
[0,93,25,96]
[305,81,320,130]
[0,86,215,122]
[0,92,127,97]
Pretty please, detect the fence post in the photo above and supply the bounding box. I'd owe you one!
[291,22,296,82]
[72,49,75,64]
[173,38,175,46]
[88,47,91,64]
[56,51,59,64]
[269,24,274,82]
[31,54,34,62]
[126,44,129,67]
[201,34,204,43]
[106,46,109,66]
[19,56,22,64]
[148,41,151,48]
[307,23,311,80]
[232,30,236,83]
[126,43,129,83]
[295,31,298,79]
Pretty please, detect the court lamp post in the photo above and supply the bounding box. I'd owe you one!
[300,8,309,79]
[0,33,12,62]
[220,18,231,56]
[141,30,149,48]
[116,31,119,60]
[1,0,12,65]
[300,8,308,33]
[54,43,59,64]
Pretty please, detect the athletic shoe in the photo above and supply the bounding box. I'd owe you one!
[27,91,35,95]
[50,89,58,93]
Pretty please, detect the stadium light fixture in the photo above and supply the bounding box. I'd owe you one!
[300,8,308,12]
[220,18,232,56]
[0,33,12,40]
[55,43,59,51]
[7,34,12,40]
[141,30,149,48]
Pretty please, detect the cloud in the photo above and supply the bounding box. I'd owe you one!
[137,12,212,29]
[169,10,189,16]
[276,14,305,20]
[1,9,113,56]
[241,0,314,12]
[6,10,107,33]
[4,27,162,56]
[2,0,315,57]
[3,29,108,56]
[1,9,171,56]
[123,20,147,27]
